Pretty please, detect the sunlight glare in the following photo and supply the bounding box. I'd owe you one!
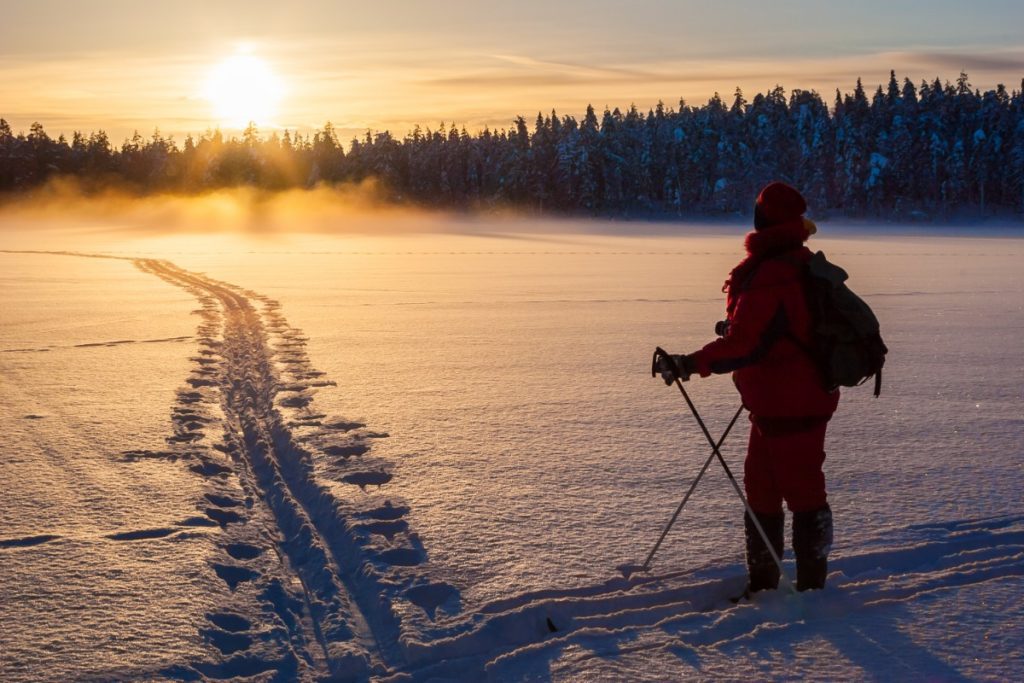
[203,54,284,129]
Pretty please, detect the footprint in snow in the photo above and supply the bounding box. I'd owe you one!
[190,460,232,477]
[177,516,220,528]
[358,502,409,520]
[356,519,408,541]
[74,339,135,348]
[323,444,369,459]
[204,493,242,508]
[225,543,264,560]
[211,563,261,590]
[0,534,61,549]
[405,582,461,620]
[206,612,252,632]
[323,420,366,432]
[375,547,424,566]
[106,528,178,541]
[201,627,252,655]
[168,432,204,444]
[278,393,313,408]
[342,471,393,489]
[121,449,179,462]
[205,507,244,527]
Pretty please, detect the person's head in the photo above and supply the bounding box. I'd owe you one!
[754,182,816,235]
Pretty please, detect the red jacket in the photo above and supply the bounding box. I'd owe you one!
[691,221,839,419]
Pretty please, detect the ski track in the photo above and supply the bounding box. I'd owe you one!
[131,258,453,681]
[5,249,1022,681]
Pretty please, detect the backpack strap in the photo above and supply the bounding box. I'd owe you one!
[769,253,816,359]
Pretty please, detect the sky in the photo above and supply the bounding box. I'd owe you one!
[1,0,1023,144]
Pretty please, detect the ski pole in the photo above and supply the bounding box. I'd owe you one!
[637,403,745,572]
[652,347,796,594]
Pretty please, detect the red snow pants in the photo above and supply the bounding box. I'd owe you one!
[743,415,830,515]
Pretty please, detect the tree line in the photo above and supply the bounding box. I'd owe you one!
[2,71,1023,218]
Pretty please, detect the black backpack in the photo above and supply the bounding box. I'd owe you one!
[784,251,888,396]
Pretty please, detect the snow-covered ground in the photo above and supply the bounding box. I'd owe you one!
[1,217,1022,681]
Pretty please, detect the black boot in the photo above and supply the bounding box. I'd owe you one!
[744,511,785,593]
[793,504,833,591]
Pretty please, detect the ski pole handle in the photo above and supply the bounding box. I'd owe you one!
[653,346,687,385]
[652,346,682,379]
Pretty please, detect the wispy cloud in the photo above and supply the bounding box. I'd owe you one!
[880,50,1024,76]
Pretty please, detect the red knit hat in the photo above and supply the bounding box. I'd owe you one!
[754,182,807,230]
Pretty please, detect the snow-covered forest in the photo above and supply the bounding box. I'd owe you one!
[2,71,1023,218]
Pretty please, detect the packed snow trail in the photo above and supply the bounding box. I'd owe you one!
[126,258,461,680]
[136,259,384,678]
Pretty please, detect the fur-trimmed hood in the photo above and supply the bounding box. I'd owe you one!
[743,219,810,256]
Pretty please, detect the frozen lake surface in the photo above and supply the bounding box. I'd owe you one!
[1,216,1022,681]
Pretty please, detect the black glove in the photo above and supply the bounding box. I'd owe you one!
[654,353,696,385]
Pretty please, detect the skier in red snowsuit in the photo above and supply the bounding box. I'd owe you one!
[658,182,838,593]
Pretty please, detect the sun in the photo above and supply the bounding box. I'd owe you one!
[203,53,284,129]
